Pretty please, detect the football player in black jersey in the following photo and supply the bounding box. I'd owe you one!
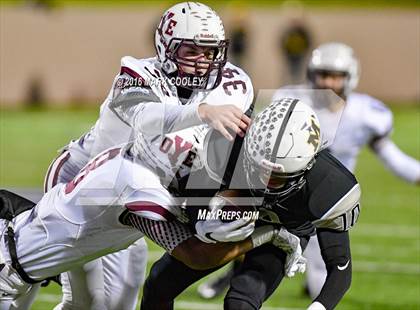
[141,98,361,310]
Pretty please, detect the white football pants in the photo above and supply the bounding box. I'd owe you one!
[45,151,148,310]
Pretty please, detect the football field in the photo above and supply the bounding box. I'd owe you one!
[0,105,419,309]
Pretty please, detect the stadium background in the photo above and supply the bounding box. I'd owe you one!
[0,1,419,309]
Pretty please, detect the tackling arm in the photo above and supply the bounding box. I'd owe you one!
[370,137,420,184]
[123,211,274,270]
[110,82,203,136]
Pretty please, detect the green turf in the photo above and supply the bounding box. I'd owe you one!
[0,104,419,309]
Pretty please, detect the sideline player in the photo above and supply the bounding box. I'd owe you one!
[42,2,255,309]
[274,42,420,298]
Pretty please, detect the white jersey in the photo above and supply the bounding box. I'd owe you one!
[65,56,253,186]
[2,147,179,281]
[273,87,392,172]
[328,93,392,171]
[134,62,254,185]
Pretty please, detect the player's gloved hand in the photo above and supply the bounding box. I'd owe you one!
[195,218,255,243]
[272,227,306,277]
[198,104,251,141]
[307,301,327,310]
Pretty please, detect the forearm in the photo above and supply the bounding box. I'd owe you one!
[171,236,253,270]
[135,102,203,136]
[172,225,274,270]
[124,212,272,270]
[315,229,352,310]
[372,138,420,183]
[109,82,203,135]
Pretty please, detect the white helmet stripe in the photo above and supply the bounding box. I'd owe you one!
[270,99,299,163]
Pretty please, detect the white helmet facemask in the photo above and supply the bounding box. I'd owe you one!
[307,42,360,97]
[244,98,322,198]
[155,2,229,91]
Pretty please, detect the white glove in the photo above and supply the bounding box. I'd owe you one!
[195,218,255,243]
[272,227,306,277]
[250,225,275,248]
[307,301,326,310]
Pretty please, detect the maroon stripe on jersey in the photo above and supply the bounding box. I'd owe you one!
[52,152,71,189]
[126,201,175,221]
[120,66,146,82]
[44,151,70,193]
[44,159,55,193]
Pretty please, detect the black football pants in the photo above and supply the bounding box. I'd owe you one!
[140,244,291,310]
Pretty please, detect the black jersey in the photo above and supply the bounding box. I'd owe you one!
[256,149,361,236]
[182,131,361,236]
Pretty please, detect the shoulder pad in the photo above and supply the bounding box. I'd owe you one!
[313,184,361,231]
[351,93,393,137]
[119,56,159,83]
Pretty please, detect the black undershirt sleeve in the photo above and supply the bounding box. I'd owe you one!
[315,229,352,310]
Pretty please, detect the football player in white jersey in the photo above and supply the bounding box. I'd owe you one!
[198,42,420,301]
[41,2,256,309]
[1,134,297,309]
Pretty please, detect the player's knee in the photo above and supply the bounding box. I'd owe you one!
[141,269,173,309]
[141,277,173,310]
[224,297,258,310]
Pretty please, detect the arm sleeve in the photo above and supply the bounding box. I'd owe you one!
[370,137,420,183]
[123,212,193,254]
[134,101,203,136]
[314,229,352,310]
[109,74,203,136]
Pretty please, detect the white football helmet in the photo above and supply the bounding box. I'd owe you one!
[155,2,228,90]
[307,42,360,96]
[244,98,322,197]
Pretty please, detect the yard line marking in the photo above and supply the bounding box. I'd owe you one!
[354,261,420,275]
[36,294,304,310]
[352,244,418,257]
[176,301,304,310]
[145,250,420,275]
[352,223,419,238]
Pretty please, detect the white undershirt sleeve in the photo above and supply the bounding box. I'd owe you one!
[134,102,203,136]
[372,138,420,183]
